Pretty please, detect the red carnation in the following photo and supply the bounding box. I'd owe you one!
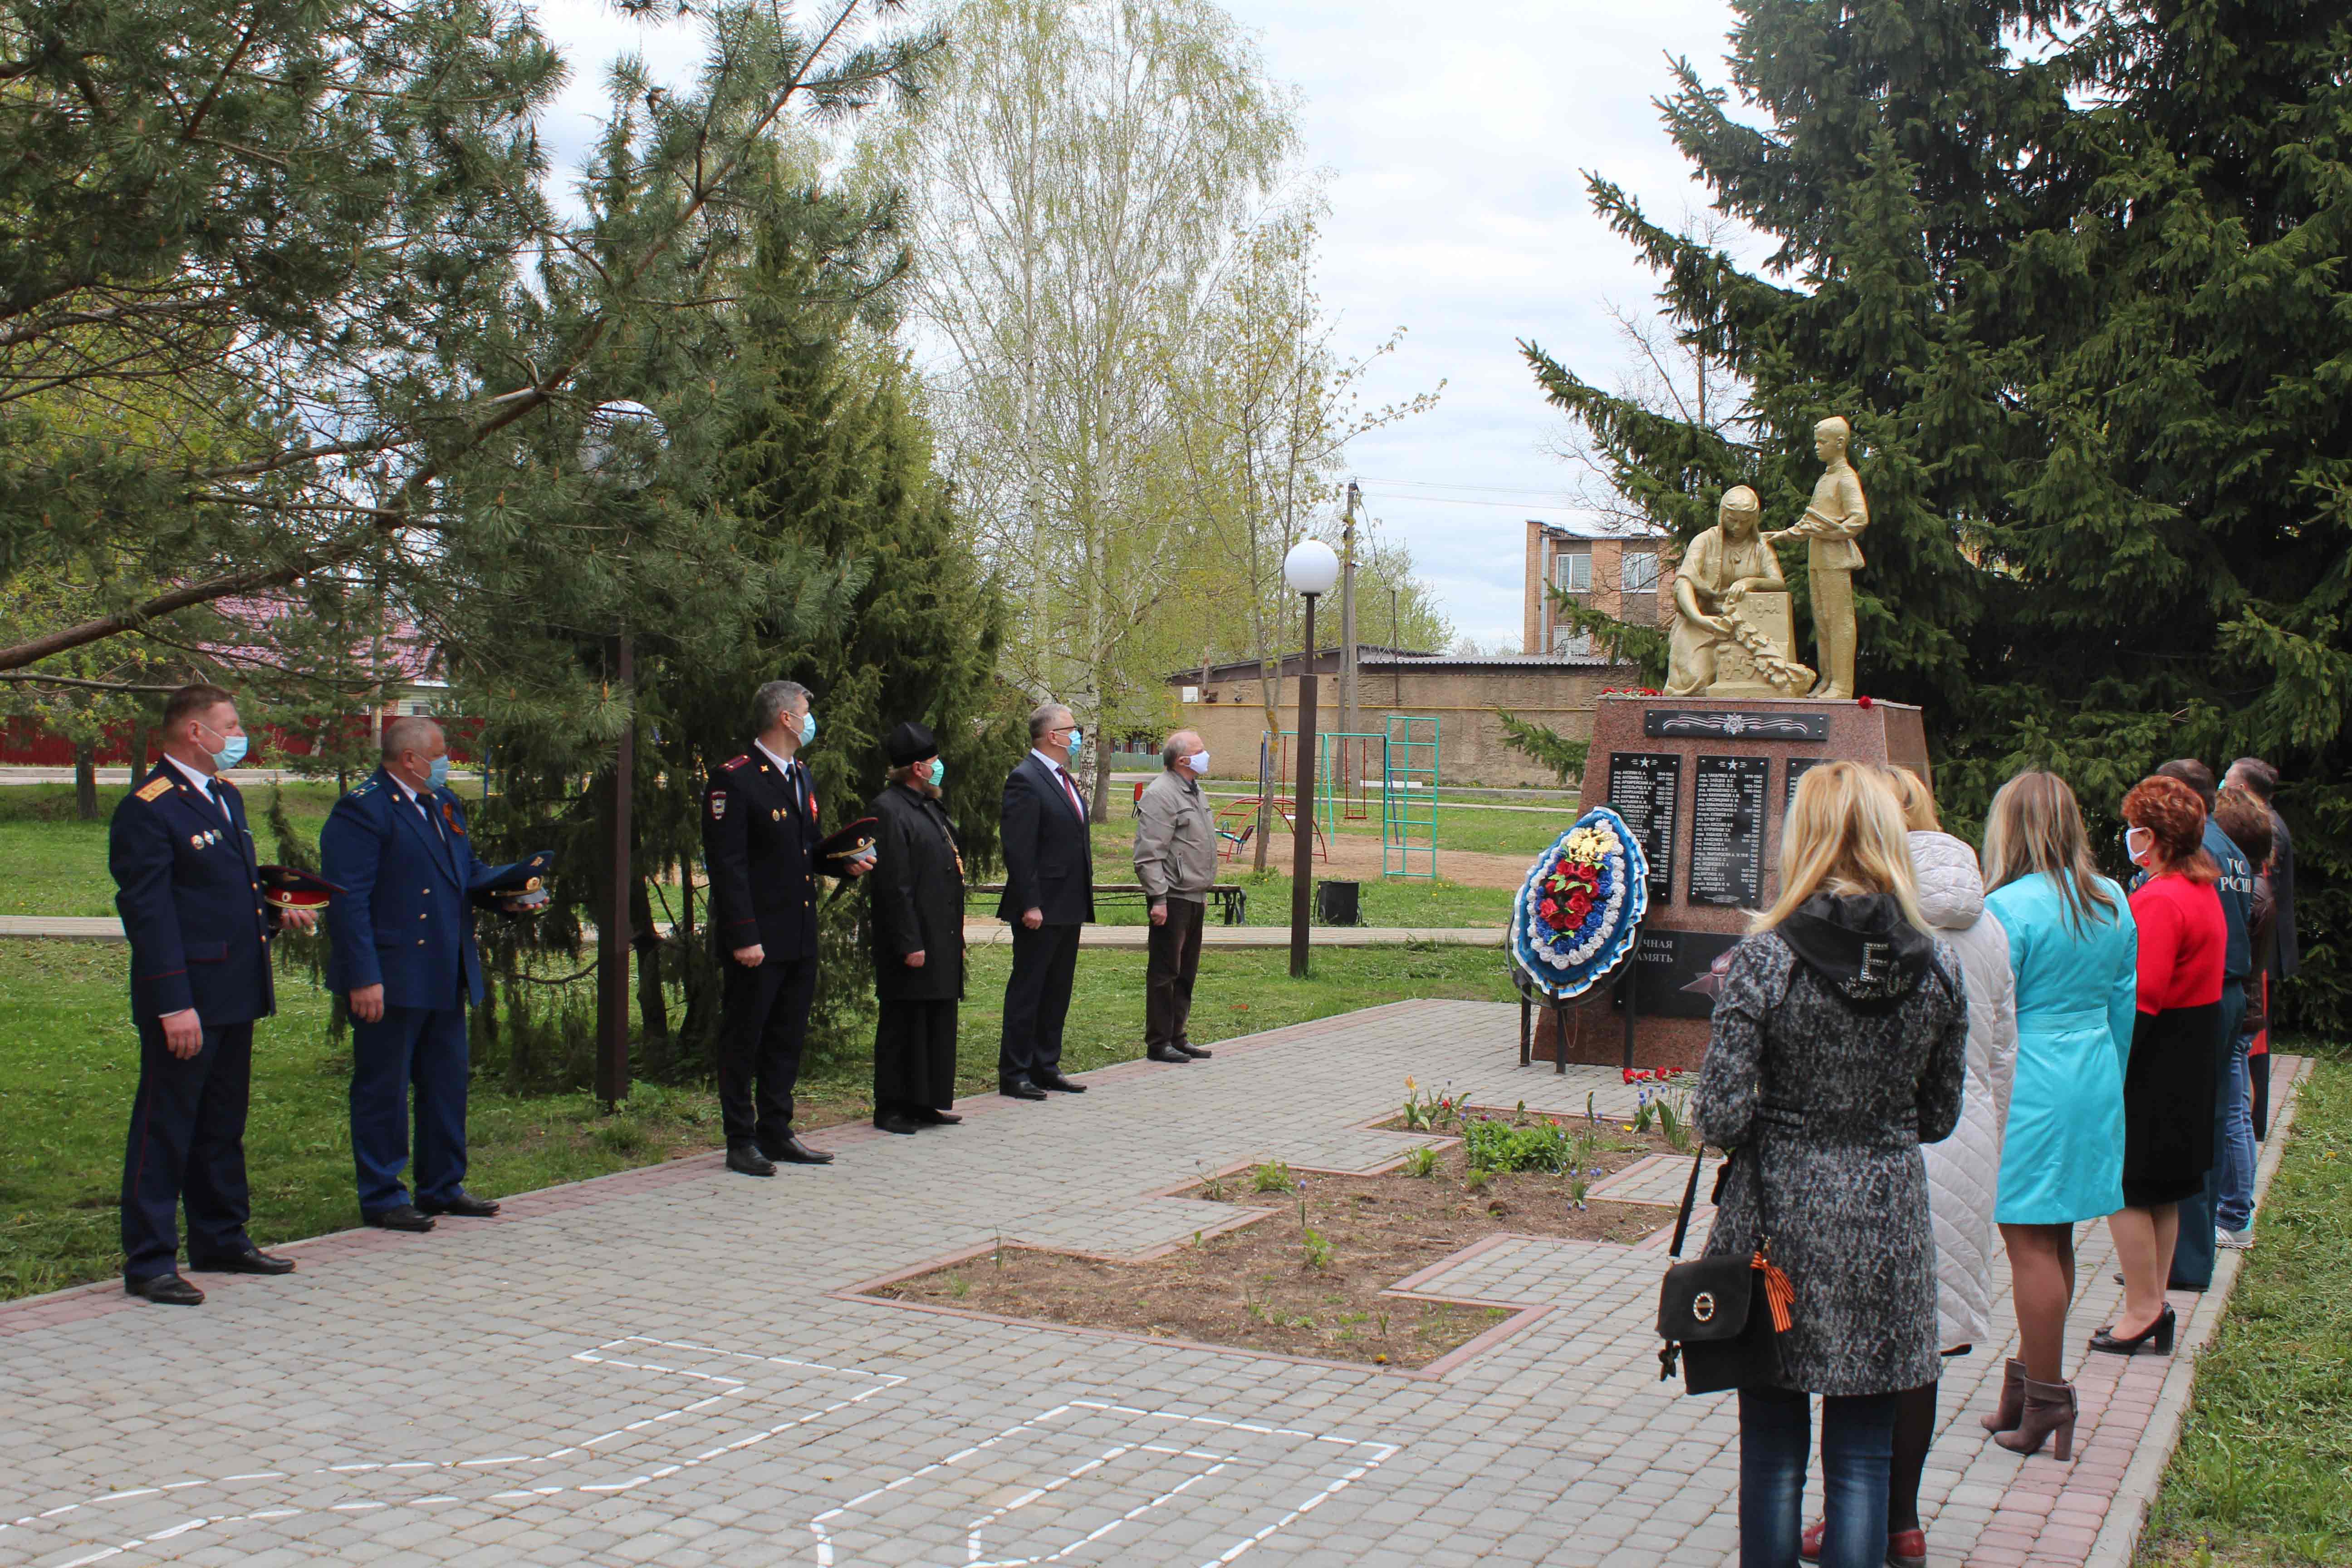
[1856,694,1874,708]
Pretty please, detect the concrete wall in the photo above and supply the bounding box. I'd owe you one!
[1176,663,1634,789]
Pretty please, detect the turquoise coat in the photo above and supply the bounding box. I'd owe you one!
[1984,871,2138,1224]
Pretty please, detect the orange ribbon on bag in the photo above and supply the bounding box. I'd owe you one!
[1753,1245,1796,1334]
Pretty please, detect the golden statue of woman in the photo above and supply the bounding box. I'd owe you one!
[1665,485,1785,695]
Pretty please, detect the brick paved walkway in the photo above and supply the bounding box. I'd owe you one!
[0,1001,2305,1568]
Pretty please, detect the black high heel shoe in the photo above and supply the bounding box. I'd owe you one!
[2089,1302,2176,1355]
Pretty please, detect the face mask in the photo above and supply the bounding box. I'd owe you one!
[426,755,451,792]
[2124,826,2154,866]
[197,720,248,771]
[1066,725,1084,753]
[800,712,818,747]
[926,758,946,787]
[1187,751,1210,774]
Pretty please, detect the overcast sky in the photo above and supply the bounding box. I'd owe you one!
[532,0,1753,648]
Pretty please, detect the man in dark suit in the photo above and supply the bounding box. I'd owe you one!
[703,680,872,1175]
[996,702,1095,1099]
[111,683,316,1305]
[321,716,539,1232]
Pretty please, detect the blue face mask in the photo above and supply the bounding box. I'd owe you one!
[1067,725,1084,754]
[426,755,451,792]
[198,720,249,772]
[926,758,946,787]
[800,712,818,747]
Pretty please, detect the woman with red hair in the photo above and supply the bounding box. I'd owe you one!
[2100,775,2228,1366]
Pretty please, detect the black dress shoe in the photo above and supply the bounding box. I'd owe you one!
[726,1142,777,1177]
[916,1107,963,1125]
[874,1112,922,1135]
[1034,1070,1089,1093]
[1000,1077,1048,1101]
[365,1204,437,1232]
[189,1247,296,1275]
[1146,1045,1191,1064]
[418,1192,501,1218]
[1177,1044,1214,1060]
[770,1132,835,1164]
[126,1273,205,1306]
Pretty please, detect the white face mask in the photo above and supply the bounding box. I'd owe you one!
[1186,750,1210,774]
[2125,826,2155,866]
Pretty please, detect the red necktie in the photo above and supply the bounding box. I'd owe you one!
[1056,767,1085,821]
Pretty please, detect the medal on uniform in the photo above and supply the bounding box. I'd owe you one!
[190,833,205,848]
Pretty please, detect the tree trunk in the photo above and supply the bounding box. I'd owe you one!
[73,740,99,820]
[128,718,151,773]
[1090,723,1112,823]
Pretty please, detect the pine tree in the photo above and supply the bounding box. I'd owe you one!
[1526,0,2352,1021]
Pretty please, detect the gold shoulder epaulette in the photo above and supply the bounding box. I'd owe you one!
[135,776,174,802]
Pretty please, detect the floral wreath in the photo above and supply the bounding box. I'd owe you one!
[1509,804,1650,1000]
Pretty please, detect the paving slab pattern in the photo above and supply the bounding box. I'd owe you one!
[0,1001,2307,1568]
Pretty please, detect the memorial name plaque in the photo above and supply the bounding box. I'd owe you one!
[1644,709,1829,742]
[1689,755,1769,907]
[1619,928,1745,1019]
[1606,751,1681,904]
[1784,755,1826,817]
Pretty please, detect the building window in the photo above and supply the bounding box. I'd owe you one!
[1621,549,1661,630]
[1552,546,1594,656]
[1180,685,1200,704]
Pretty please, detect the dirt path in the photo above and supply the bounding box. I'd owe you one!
[1269,830,1536,890]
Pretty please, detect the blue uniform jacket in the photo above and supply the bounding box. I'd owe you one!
[319,769,526,1009]
[108,762,277,1026]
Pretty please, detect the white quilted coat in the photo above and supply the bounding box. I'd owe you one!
[1910,830,2020,1352]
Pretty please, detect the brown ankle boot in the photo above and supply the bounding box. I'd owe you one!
[1993,1377,2077,1460]
[1979,1357,2026,1434]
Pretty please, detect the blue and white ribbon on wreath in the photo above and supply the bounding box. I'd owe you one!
[1508,804,1651,1001]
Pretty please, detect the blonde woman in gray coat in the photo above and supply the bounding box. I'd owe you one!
[1801,770,2017,1567]
[1696,761,1969,1568]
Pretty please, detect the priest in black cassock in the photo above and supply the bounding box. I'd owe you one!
[863,722,967,1134]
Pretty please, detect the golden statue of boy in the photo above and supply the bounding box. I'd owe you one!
[1764,416,1869,700]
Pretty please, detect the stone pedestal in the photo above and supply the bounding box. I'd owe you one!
[1532,694,1930,1069]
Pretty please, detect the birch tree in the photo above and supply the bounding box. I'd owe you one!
[1170,207,1438,866]
[903,0,1297,814]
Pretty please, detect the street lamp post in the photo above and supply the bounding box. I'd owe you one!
[1283,539,1340,979]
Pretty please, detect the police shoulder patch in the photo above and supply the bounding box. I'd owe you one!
[718,754,751,772]
[348,777,379,797]
[135,775,174,803]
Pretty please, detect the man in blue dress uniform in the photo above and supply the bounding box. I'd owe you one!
[320,716,541,1232]
[112,683,316,1305]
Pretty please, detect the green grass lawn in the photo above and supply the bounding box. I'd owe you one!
[0,781,379,918]
[1079,819,1514,926]
[2135,1050,2352,1566]
[0,938,1514,1302]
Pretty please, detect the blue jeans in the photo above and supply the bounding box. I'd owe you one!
[1739,1387,1900,1568]
[2217,1032,2257,1231]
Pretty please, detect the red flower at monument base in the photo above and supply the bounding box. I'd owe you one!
[1856,694,1874,708]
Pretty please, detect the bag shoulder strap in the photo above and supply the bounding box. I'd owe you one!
[1666,1147,1707,1258]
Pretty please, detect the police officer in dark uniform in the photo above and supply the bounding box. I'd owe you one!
[320,715,545,1232]
[703,680,873,1176]
[111,683,316,1305]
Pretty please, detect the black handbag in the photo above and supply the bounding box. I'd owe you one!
[1655,1146,1794,1394]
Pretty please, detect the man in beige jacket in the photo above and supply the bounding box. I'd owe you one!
[1134,731,1219,1064]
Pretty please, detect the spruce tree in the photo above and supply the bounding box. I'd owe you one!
[1527,0,2352,1022]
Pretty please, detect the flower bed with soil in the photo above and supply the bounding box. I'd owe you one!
[862,1128,1678,1371]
